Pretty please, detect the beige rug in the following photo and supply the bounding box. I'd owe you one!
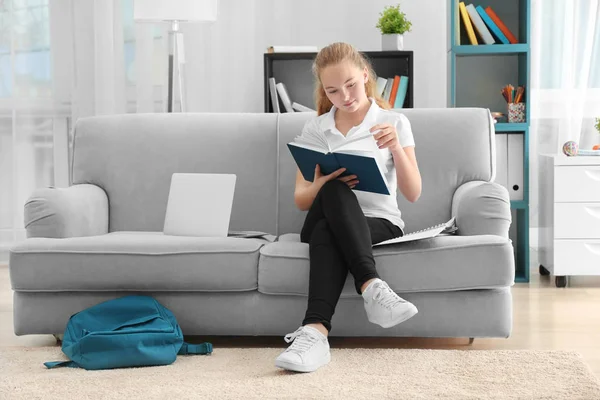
[1,347,599,400]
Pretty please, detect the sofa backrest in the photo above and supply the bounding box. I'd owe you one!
[72,108,494,235]
[72,113,279,233]
[276,108,495,234]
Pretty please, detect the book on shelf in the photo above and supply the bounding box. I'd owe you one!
[287,127,390,195]
[459,2,478,45]
[376,77,388,96]
[276,82,294,112]
[373,217,457,246]
[268,77,314,113]
[484,6,518,44]
[378,75,409,108]
[466,3,495,44]
[393,76,409,108]
[292,102,315,112]
[388,76,401,107]
[267,45,318,53]
[268,77,280,113]
[476,5,509,44]
[382,78,394,102]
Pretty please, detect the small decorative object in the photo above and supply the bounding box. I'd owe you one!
[595,117,600,134]
[491,111,507,123]
[501,84,525,123]
[562,141,578,156]
[508,103,525,123]
[377,4,412,51]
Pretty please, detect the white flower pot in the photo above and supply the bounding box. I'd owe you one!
[382,34,404,51]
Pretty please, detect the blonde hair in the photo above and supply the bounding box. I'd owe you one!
[312,42,390,116]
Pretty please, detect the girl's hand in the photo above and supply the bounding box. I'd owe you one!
[313,165,359,189]
[370,123,400,151]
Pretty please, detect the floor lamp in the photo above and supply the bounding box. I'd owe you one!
[133,0,219,113]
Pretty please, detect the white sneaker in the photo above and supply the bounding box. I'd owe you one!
[275,325,331,372]
[362,278,418,328]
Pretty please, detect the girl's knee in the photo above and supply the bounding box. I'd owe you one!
[319,179,349,198]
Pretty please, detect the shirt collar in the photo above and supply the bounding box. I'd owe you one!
[319,98,380,135]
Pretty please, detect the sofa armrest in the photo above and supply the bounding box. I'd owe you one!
[24,184,109,238]
[451,181,511,238]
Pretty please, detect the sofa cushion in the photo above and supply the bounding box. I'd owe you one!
[9,232,266,292]
[258,234,514,296]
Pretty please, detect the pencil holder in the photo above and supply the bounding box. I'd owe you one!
[507,103,525,123]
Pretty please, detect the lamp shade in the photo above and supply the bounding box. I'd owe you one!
[133,0,218,22]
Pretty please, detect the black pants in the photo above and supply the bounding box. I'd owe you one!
[300,180,403,332]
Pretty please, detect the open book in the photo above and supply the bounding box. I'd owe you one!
[373,217,458,246]
[287,127,390,195]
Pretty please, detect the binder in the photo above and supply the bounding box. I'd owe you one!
[508,134,524,200]
[495,133,508,189]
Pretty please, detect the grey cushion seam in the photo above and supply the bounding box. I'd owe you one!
[275,113,280,237]
[12,287,259,293]
[70,121,79,185]
[10,249,262,255]
[257,286,512,296]
[487,110,493,181]
[258,241,511,259]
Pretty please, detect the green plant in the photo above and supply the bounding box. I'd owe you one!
[596,117,600,133]
[376,4,412,35]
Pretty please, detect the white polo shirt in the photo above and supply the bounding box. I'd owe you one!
[300,98,415,233]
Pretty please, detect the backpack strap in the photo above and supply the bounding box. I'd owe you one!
[44,361,79,369]
[178,342,213,355]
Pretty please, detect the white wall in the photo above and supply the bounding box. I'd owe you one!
[181,0,448,112]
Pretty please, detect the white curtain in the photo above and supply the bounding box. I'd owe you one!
[529,0,600,228]
[0,0,162,260]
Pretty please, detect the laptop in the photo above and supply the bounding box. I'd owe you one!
[163,173,237,237]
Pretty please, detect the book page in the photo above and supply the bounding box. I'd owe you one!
[293,130,329,152]
[288,141,327,154]
[332,131,388,175]
[373,218,457,246]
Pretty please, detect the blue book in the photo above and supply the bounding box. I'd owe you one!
[475,5,509,44]
[287,143,390,195]
[393,76,409,108]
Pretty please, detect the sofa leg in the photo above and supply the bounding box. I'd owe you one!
[53,334,63,346]
[468,337,474,345]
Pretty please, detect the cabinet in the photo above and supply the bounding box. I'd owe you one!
[538,154,600,287]
[449,0,530,282]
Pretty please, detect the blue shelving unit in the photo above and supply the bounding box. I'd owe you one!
[449,0,531,283]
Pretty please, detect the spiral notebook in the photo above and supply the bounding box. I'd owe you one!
[373,217,457,246]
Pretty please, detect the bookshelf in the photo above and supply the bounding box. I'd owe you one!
[263,51,414,113]
[449,0,531,283]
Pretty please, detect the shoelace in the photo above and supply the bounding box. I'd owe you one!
[372,282,406,310]
[284,327,319,354]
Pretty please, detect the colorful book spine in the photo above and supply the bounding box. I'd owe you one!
[388,76,400,107]
[476,5,509,44]
[459,2,478,45]
[393,76,409,108]
[466,4,495,44]
[484,6,518,44]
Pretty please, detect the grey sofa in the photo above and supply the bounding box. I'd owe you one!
[9,108,514,340]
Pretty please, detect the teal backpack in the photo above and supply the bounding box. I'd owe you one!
[45,295,212,370]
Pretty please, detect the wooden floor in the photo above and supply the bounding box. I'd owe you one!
[2,248,600,379]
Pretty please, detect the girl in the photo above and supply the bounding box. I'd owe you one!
[275,42,422,373]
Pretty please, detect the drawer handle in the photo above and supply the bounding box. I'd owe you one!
[584,243,600,255]
[584,170,600,181]
[584,206,600,219]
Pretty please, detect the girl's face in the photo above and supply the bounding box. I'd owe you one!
[320,62,369,113]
